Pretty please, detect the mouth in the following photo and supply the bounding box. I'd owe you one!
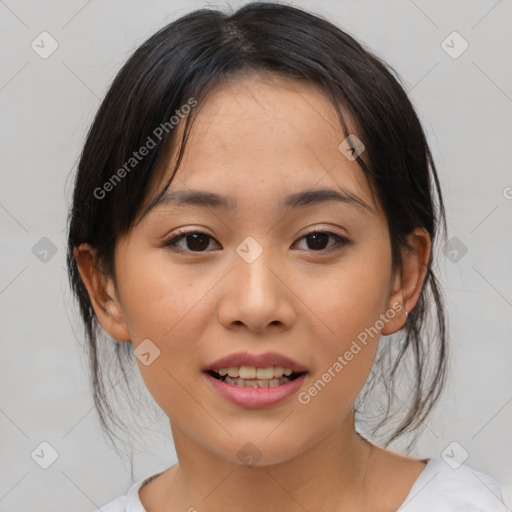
[202,352,309,407]
[204,367,308,388]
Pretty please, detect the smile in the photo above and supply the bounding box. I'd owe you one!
[207,365,305,388]
[203,367,307,408]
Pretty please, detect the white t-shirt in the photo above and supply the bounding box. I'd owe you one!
[94,457,508,512]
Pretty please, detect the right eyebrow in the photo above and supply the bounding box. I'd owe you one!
[146,189,237,213]
[283,187,374,212]
[145,185,374,215]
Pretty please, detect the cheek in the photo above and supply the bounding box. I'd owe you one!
[300,240,392,343]
[298,297,379,415]
[116,253,223,411]
[115,228,393,438]
[120,251,213,340]
[293,239,392,398]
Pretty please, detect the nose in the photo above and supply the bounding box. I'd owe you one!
[216,246,296,334]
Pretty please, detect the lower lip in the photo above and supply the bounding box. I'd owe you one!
[203,372,307,408]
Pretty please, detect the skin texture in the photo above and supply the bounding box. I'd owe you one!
[75,71,431,511]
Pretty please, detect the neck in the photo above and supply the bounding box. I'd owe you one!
[164,415,374,512]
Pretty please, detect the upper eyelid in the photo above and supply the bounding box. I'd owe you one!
[167,227,347,240]
[169,225,348,237]
[165,228,349,250]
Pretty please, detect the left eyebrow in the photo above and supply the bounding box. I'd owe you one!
[283,187,374,212]
[146,189,237,213]
[145,186,374,214]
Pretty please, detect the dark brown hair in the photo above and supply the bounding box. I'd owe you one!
[66,1,448,453]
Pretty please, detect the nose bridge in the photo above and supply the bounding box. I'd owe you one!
[218,235,295,331]
[235,235,281,303]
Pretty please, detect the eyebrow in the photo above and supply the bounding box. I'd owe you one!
[147,186,374,213]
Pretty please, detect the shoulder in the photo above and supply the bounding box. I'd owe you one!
[91,470,162,512]
[91,495,127,512]
[399,456,508,512]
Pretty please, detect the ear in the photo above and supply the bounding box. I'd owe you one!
[73,243,131,342]
[381,227,431,335]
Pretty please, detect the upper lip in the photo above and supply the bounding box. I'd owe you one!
[203,351,308,373]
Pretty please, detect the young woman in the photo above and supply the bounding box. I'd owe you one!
[67,3,507,511]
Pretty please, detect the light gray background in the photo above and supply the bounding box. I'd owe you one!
[1,1,511,510]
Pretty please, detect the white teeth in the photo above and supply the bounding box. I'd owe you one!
[239,366,256,379]
[215,366,297,379]
[223,376,290,387]
[256,367,274,379]
[227,367,239,378]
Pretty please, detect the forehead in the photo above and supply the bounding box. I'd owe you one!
[152,71,376,212]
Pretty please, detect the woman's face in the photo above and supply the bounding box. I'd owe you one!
[101,72,408,465]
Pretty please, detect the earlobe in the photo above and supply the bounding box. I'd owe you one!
[381,228,431,336]
[73,243,131,342]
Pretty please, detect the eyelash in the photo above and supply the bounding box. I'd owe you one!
[163,228,350,254]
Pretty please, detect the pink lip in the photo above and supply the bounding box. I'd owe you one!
[203,371,307,408]
[203,351,308,373]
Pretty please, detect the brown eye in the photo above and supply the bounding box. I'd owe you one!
[164,231,219,252]
[294,230,350,253]
[164,229,349,254]
[305,232,330,250]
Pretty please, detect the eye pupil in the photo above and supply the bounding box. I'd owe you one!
[186,233,210,251]
[306,232,329,250]
[168,230,345,254]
